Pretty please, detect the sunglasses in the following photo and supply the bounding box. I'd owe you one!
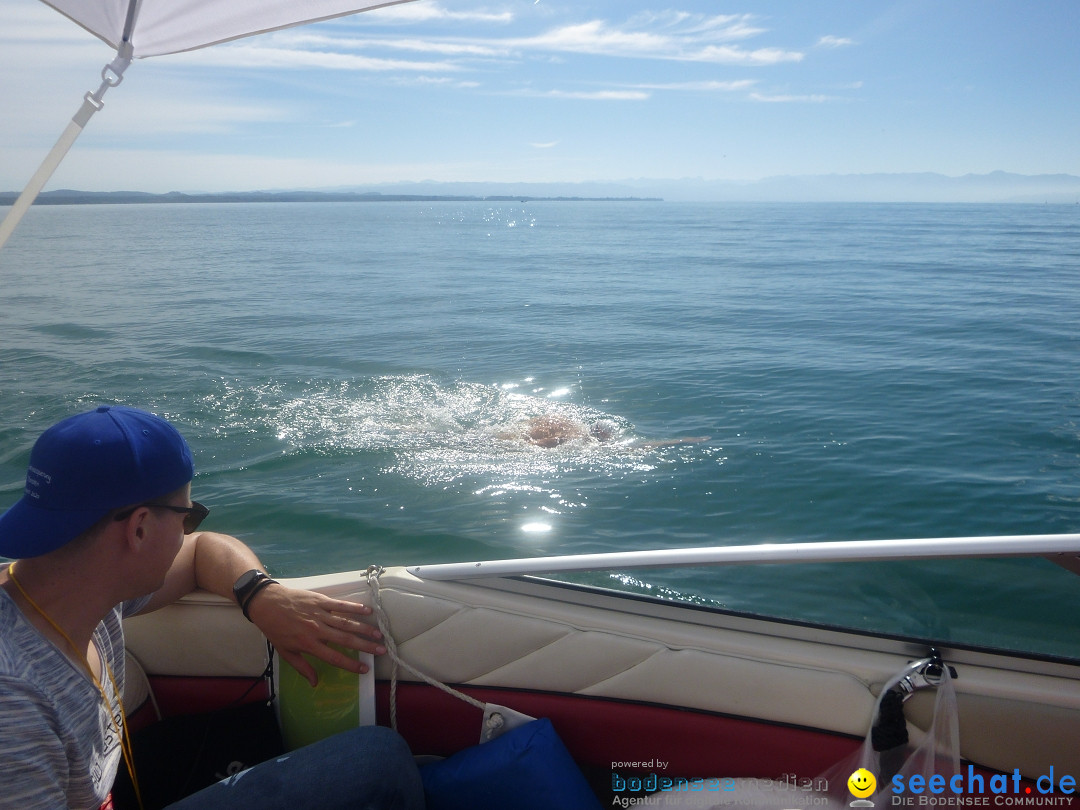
[114,501,210,534]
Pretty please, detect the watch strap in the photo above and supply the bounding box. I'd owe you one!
[232,570,279,622]
[240,576,278,621]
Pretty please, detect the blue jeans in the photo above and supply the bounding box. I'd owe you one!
[165,726,424,810]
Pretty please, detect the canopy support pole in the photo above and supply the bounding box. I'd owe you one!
[0,44,133,251]
[406,534,1080,581]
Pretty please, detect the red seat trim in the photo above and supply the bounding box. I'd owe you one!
[375,681,860,778]
[147,674,271,719]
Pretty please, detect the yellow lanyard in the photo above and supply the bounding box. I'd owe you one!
[7,562,143,810]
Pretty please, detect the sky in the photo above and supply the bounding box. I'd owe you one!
[1,0,1078,195]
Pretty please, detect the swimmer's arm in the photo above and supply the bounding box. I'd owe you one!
[631,436,711,448]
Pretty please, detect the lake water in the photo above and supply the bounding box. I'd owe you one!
[1,200,1077,658]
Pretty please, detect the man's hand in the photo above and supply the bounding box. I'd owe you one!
[244,584,387,687]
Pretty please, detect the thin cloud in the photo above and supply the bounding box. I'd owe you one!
[105,8,805,86]
[749,92,831,103]
[170,43,460,72]
[689,45,803,65]
[313,11,799,67]
[272,31,511,58]
[398,75,480,88]
[817,35,854,48]
[512,78,756,104]
[526,88,651,101]
[363,3,514,25]
[523,20,673,56]
[356,37,510,57]
[516,15,803,65]
[634,79,757,92]
[627,11,766,42]
[530,141,559,149]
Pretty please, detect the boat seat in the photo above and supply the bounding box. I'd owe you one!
[123,650,160,733]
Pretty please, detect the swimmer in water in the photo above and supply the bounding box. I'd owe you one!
[500,415,708,449]
[525,414,592,447]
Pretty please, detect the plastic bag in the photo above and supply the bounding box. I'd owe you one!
[816,656,960,809]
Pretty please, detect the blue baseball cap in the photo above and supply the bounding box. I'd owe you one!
[0,406,195,559]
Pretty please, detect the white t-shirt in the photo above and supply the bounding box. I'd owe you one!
[0,575,150,810]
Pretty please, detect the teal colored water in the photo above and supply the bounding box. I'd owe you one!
[1,201,1078,658]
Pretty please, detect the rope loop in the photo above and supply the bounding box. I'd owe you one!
[365,566,486,732]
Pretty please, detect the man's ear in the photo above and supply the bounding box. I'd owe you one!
[117,507,152,551]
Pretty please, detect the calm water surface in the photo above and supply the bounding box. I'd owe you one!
[1,201,1077,658]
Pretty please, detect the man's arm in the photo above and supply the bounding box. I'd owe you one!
[138,531,386,687]
[631,435,711,449]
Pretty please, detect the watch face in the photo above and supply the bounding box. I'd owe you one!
[234,569,264,601]
[236,570,259,589]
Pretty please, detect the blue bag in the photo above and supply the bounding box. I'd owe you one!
[420,718,603,810]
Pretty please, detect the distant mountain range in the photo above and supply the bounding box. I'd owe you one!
[696,171,1080,203]
[350,172,1080,203]
[3,172,1078,204]
[0,189,661,205]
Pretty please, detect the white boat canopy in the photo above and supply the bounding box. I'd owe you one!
[0,0,417,250]
[41,0,417,58]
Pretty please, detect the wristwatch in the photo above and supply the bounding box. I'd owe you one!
[232,569,278,621]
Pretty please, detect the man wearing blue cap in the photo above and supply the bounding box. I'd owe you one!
[0,406,423,810]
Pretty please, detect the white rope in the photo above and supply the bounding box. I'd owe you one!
[364,566,486,732]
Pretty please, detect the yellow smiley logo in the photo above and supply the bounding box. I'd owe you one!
[848,768,877,798]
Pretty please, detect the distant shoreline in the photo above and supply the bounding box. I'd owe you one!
[4,171,1079,204]
[0,190,663,206]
